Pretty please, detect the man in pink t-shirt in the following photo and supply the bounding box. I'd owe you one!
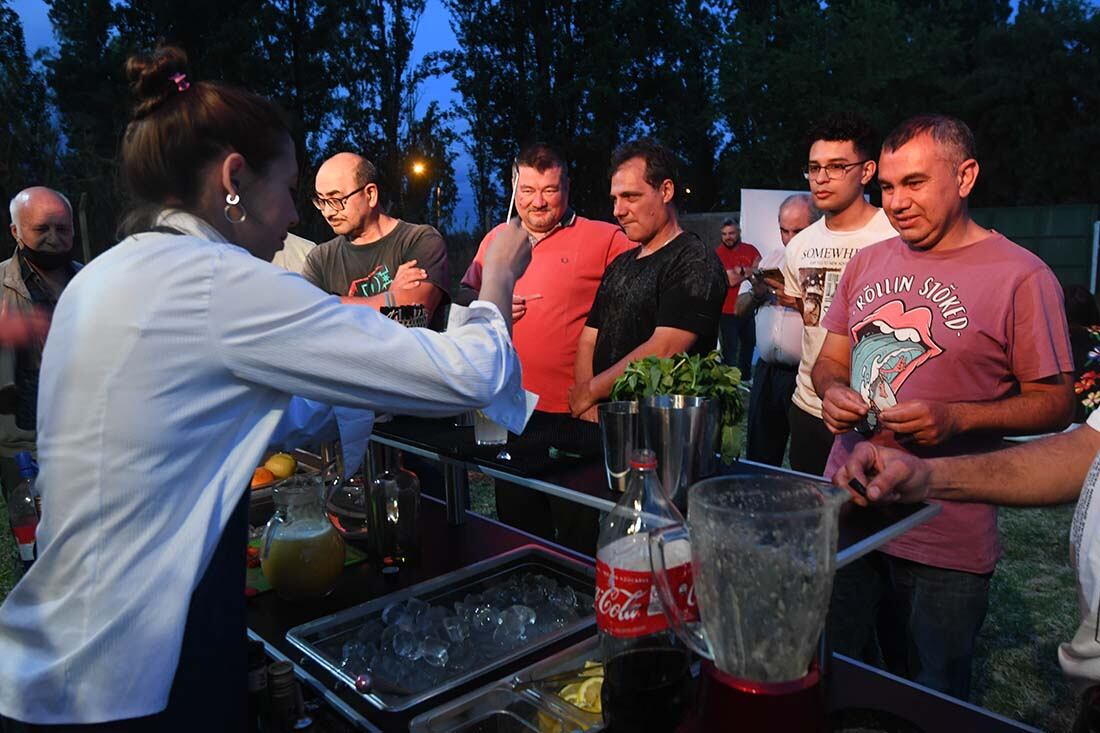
[812,115,1075,700]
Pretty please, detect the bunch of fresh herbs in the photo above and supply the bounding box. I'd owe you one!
[609,350,744,463]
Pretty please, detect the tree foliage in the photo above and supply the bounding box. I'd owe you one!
[2,0,1097,252]
[0,0,60,259]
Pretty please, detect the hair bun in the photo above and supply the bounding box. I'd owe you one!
[126,45,192,120]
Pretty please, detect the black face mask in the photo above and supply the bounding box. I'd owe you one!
[18,242,72,272]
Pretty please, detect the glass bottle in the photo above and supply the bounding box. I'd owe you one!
[260,476,345,600]
[8,451,39,573]
[366,449,421,569]
[595,449,693,732]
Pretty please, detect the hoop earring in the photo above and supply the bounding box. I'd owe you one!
[224,193,248,224]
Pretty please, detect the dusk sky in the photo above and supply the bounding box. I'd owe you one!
[10,0,481,227]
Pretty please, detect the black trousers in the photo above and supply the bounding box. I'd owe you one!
[2,492,249,732]
[719,313,755,379]
[787,403,835,477]
[495,479,600,557]
[745,360,798,466]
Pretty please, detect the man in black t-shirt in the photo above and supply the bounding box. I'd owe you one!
[569,140,726,419]
[304,152,450,329]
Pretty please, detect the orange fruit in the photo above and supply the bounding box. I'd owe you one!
[252,467,275,488]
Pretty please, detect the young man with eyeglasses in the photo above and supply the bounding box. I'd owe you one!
[815,114,1074,701]
[303,152,450,328]
[782,112,897,475]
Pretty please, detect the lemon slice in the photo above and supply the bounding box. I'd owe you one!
[559,682,583,704]
[577,676,603,713]
[580,661,603,677]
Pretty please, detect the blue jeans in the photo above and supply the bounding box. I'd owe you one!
[828,551,991,701]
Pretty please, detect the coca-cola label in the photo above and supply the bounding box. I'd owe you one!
[595,559,697,638]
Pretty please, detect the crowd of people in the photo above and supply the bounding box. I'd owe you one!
[0,41,1097,731]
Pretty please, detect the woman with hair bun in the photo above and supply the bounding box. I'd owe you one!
[0,46,532,730]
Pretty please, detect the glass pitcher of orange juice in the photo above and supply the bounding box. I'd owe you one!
[261,476,345,600]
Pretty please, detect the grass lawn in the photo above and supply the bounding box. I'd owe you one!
[0,466,1081,730]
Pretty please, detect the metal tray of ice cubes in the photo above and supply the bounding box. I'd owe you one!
[286,544,596,712]
[409,636,604,732]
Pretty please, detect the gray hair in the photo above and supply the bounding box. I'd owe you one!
[779,193,822,225]
[9,187,73,228]
[721,218,740,229]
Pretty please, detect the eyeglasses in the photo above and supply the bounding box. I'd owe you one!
[802,161,871,181]
[311,184,367,212]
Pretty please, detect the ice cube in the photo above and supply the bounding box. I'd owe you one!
[443,616,470,643]
[453,601,472,621]
[415,612,435,635]
[381,601,404,626]
[405,597,429,619]
[340,640,370,674]
[521,585,546,606]
[463,593,484,609]
[418,637,450,668]
[498,607,527,639]
[472,605,501,633]
[395,613,417,632]
[393,630,418,659]
[380,625,399,653]
[356,618,387,645]
[505,604,536,627]
[492,622,523,650]
[426,605,448,623]
[548,585,577,609]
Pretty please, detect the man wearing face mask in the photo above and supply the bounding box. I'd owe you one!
[1,186,81,501]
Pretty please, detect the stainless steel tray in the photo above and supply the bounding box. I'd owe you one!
[286,544,596,712]
[409,637,604,733]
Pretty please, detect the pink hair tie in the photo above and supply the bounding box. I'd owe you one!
[169,73,190,93]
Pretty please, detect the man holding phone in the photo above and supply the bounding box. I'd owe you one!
[735,194,820,465]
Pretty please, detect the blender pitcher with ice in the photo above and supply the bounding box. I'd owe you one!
[649,474,849,732]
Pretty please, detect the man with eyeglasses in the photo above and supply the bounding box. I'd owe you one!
[303,152,449,329]
[455,142,635,554]
[782,112,897,476]
[815,115,1074,701]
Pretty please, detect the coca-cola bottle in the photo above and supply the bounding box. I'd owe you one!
[7,451,40,574]
[595,449,694,732]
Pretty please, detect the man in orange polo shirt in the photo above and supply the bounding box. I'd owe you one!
[456,142,635,552]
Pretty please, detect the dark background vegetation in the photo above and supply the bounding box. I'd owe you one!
[1,0,1098,257]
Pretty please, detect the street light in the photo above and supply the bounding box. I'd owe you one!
[409,160,441,228]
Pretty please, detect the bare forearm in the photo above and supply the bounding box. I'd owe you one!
[589,334,696,401]
[478,272,517,335]
[734,292,756,318]
[951,385,1074,436]
[927,424,1096,506]
[812,353,850,399]
[574,343,595,385]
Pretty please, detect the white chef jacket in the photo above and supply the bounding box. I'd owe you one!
[1061,410,1100,687]
[0,211,526,724]
[737,247,802,367]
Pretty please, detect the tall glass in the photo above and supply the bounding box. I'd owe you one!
[473,409,508,445]
[597,401,639,493]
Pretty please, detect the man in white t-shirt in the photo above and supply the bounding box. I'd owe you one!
[833,415,1100,729]
[735,193,821,465]
[783,113,897,475]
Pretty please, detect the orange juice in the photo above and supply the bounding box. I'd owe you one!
[261,519,345,599]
